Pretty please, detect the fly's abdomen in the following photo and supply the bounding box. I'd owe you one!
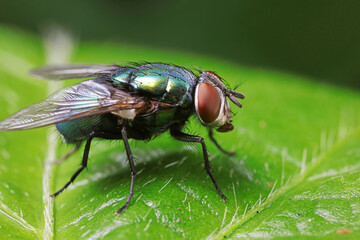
[112,63,197,107]
[56,114,121,143]
[56,116,102,143]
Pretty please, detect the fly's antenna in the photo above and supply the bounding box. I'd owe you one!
[228,90,245,99]
[226,90,245,108]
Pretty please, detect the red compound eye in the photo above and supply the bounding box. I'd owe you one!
[197,83,221,123]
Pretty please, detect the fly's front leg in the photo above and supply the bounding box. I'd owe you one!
[116,126,137,215]
[208,128,235,156]
[170,127,228,201]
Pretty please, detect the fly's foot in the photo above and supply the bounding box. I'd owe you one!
[218,190,228,202]
[224,150,236,156]
[50,188,63,198]
[115,203,130,215]
[221,194,228,202]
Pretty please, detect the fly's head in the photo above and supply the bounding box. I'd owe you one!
[194,71,245,132]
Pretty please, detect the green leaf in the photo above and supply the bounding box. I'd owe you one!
[0,26,359,239]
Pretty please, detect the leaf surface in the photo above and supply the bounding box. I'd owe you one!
[0,26,359,239]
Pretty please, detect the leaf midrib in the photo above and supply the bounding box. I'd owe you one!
[41,28,73,240]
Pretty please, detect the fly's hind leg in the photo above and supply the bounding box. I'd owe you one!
[208,128,235,156]
[51,135,94,197]
[51,131,120,197]
[171,126,228,201]
[51,142,81,165]
[51,128,137,214]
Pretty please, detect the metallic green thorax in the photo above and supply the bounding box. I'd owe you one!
[112,63,196,107]
[111,63,198,137]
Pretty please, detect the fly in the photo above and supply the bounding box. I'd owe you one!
[0,62,245,214]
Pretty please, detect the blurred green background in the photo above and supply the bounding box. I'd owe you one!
[0,0,359,88]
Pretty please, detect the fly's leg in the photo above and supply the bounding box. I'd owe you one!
[170,127,228,201]
[85,128,137,214]
[116,126,137,215]
[51,131,119,197]
[51,135,93,197]
[51,142,81,165]
[208,128,235,156]
[51,128,137,214]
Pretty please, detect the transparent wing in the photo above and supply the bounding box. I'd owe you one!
[29,64,120,80]
[0,79,146,131]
